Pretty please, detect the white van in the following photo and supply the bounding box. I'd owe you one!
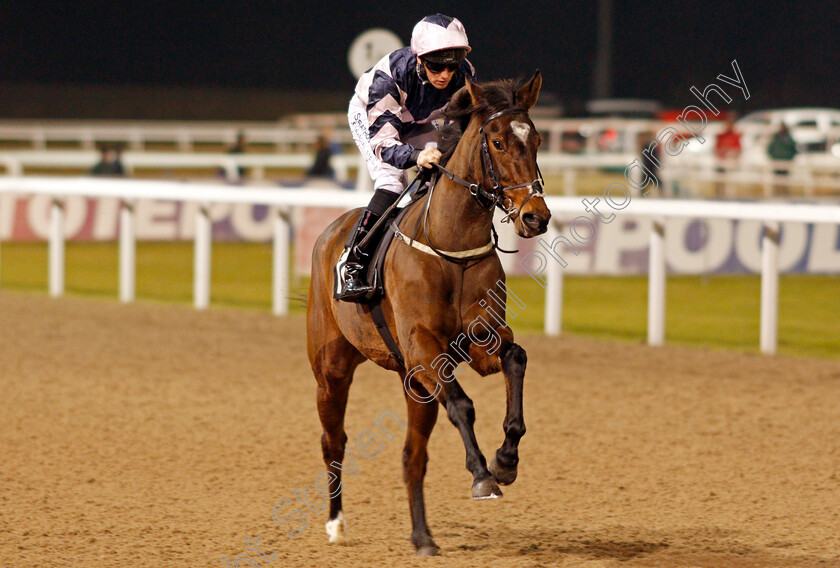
[737,108,840,159]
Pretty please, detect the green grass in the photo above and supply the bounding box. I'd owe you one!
[1,242,838,359]
[505,273,840,359]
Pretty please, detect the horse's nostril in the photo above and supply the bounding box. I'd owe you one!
[522,212,542,230]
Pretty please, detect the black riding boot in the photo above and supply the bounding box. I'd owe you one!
[334,209,381,301]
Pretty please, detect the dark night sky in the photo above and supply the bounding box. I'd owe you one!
[4,1,840,111]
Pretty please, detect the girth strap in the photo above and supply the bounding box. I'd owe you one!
[368,301,405,369]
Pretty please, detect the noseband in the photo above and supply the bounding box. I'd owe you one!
[436,107,545,223]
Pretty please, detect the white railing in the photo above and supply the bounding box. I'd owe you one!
[0,150,636,193]
[5,147,839,199]
[3,118,839,164]
[0,118,660,154]
[662,151,840,197]
[0,150,359,184]
[541,197,840,354]
[0,177,366,315]
[0,119,355,152]
[1,177,839,355]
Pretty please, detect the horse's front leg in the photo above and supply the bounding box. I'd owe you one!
[466,327,526,486]
[405,326,502,500]
[490,341,527,485]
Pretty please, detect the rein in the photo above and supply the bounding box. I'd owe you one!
[396,107,545,262]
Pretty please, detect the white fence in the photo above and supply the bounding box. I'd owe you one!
[1,177,839,355]
[3,147,840,199]
[0,118,663,154]
[0,119,355,152]
[0,149,637,193]
[662,151,840,197]
[541,197,840,354]
[0,150,359,184]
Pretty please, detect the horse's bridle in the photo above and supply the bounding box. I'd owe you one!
[436,107,545,223]
[395,106,546,263]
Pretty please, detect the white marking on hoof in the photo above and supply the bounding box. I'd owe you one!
[325,511,347,544]
[511,121,531,144]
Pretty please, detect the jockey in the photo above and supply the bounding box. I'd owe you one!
[335,13,475,301]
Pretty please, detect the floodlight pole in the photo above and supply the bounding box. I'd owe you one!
[592,0,613,100]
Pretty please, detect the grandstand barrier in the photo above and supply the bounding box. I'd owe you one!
[1,177,839,354]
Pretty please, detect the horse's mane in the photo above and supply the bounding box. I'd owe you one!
[438,78,523,166]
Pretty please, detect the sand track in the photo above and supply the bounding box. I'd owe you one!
[1,292,838,567]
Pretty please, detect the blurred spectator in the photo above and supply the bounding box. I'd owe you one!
[222,131,247,181]
[229,131,247,154]
[90,145,125,176]
[715,118,742,161]
[306,133,335,179]
[714,118,742,197]
[768,123,798,193]
[561,130,584,153]
[768,123,797,166]
[638,134,662,193]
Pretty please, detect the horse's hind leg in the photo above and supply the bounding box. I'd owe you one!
[401,375,440,556]
[312,341,364,545]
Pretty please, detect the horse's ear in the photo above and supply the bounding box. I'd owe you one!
[465,79,485,106]
[516,70,542,109]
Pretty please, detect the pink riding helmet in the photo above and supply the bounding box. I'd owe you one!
[410,14,471,64]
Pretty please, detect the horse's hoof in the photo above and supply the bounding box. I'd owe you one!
[325,512,347,544]
[416,545,440,556]
[472,477,503,500]
[489,454,518,486]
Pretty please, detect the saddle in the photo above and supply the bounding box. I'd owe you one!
[362,203,414,302]
[355,184,429,369]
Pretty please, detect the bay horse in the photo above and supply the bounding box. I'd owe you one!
[307,71,551,556]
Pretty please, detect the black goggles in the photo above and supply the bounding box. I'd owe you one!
[423,59,460,73]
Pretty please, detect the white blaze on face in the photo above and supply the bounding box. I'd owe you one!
[510,121,531,145]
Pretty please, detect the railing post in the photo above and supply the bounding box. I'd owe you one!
[332,157,348,184]
[355,158,373,192]
[222,157,239,183]
[119,200,136,303]
[544,221,564,336]
[763,164,774,197]
[548,125,561,153]
[177,131,192,152]
[194,203,211,309]
[272,207,291,316]
[563,169,576,196]
[33,129,46,150]
[647,217,666,346]
[49,197,65,297]
[760,222,780,354]
[4,157,23,177]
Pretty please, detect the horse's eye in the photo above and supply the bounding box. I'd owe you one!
[492,140,503,150]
